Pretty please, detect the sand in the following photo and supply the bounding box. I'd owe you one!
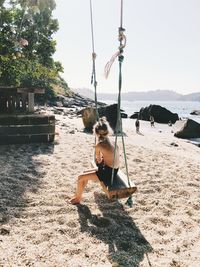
[0,111,200,267]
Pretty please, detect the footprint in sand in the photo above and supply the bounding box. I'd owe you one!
[150,217,172,227]
[157,230,166,236]
[187,183,199,188]
[142,189,155,194]
[66,221,78,228]
[192,204,200,211]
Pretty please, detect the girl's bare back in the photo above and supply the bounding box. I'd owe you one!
[96,139,119,169]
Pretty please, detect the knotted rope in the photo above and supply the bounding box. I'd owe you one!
[89,0,99,121]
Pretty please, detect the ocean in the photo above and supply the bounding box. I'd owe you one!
[99,100,200,124]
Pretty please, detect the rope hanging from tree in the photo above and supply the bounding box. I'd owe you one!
[105,0,133,207]
[89,0,99,121]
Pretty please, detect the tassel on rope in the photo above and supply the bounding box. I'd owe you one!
[104,27,126,79]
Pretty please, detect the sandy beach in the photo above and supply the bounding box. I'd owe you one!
[0,111,200,267]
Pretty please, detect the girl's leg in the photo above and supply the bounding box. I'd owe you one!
[69,172,99,204]
[83,167,98,173]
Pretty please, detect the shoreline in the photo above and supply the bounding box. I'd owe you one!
[99,99,200,124]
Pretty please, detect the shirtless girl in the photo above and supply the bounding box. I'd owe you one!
[69,117,120,205]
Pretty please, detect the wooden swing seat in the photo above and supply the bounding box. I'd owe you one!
[91,161,137,200]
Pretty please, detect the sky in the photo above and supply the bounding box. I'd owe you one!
[53,0,200,95]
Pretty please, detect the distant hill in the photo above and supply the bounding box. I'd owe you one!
[72,88,200,102]
[120,90,181,101]
[178,92,200,101]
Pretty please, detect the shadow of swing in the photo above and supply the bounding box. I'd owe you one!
[77,192,153,267]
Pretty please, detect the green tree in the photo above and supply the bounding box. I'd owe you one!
[0,0,67,99]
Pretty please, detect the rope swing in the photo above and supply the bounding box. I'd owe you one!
[106,0,134,207]
[89,0,137,206]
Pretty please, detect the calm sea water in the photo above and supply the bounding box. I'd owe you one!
[100,100,200,123]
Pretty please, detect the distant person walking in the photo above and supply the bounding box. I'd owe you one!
[150,116,155,127]
[135,118,140,133]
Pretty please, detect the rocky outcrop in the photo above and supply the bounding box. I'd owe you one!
[190,110,200,115]
[121,113,128,118]
[130,112,139,119]
[47,93,105,109]
[174,119,200,139]
[98,104,119,130]
[137,105,179,123]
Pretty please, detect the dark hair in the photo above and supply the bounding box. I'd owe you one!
[93,117,112,140]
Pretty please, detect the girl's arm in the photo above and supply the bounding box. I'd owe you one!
[95,144,103,164]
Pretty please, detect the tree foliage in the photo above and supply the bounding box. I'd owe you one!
[0,0,67,99]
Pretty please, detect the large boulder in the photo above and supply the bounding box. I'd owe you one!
[174,119,200,139]
[80,104,126,132]
[190,110,200,115]
[98,104,119,130]
[81,107,97,131]
[138,104,179,123]
[121,112,128,118]
[130,112,139,119]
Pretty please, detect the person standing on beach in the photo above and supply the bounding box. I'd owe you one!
[150,115,155,127]
[69,117,120,205]
[135,118,140,133]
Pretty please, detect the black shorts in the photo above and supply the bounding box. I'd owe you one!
[96,163,118,187]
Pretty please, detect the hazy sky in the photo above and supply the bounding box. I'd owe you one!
[53,0,200,94]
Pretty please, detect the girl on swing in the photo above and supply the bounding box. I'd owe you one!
[69,117,120,205]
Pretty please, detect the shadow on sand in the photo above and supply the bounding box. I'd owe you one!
[136,131,144,136]
[77,192,153,267]
[0,143,54,225]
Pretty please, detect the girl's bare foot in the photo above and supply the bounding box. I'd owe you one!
[69,197,81,205]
